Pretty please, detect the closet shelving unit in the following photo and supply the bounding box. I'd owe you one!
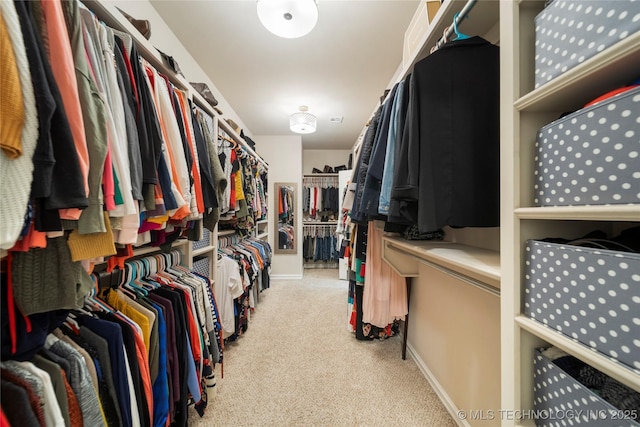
[83,0,269,284]
[501,1,640,425]
[303,173,340,268]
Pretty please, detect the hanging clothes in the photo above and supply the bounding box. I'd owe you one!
[391,36,500,233]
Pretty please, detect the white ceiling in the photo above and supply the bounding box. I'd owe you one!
[148,0,421,150]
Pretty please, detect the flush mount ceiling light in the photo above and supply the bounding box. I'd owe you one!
[290,106,317,134]
[257,0,318,39]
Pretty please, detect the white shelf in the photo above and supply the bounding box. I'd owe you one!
[303,221,338,225]
[256,219,268,225]
[515,205,640,221]
[382,236,500,290]
[303,173,338,178]
[218,229,237,237]
[515,31,640,112]
[131,238,189,257]
[516,316,640,393]
[256,232,268,240]
[192,246,215,257]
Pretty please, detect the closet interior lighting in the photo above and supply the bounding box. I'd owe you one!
[290,105,317,134]
[257,0,318,39]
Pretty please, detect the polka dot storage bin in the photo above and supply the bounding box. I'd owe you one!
[533,349,640,427]
[192,256,211,279]
[192,227,211,250]
[524,240,640,372]
[534,0,640,88]
[533,86,640,207]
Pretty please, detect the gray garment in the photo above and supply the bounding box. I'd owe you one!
[198,108,229,231]
[1,360,46,403]
[61,0,108,234]
[31,354,71,427]
[79,326,123,427]
[11,236,94,316]
[112,27,143,202]
[48,337,106,427]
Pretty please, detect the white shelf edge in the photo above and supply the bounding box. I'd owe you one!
[302,173,339,177]
[515,205,640,221]
[256,232,268,239]
[131,238,189,257]
[383,237,501,289]
[515,32,640,111]
[218,230,237,237]
[303,221,338,225]
[256,220,268,225]
[516,316,640,393]
[192,246,215,257]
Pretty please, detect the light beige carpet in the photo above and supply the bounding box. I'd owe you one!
[188,269,456,426]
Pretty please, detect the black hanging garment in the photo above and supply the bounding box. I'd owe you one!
[391,36,500,233]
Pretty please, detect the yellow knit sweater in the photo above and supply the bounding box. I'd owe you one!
[0,12,25,159]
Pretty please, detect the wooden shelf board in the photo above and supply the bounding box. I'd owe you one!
[515,205,640,221]
[515,32,640,112]
[131,238,189,257]
[516,316,640,393]
[303,221,338,225]
[382,236,501,289]
[192,246,214,257]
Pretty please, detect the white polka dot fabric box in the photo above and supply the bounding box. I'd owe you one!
[192,227,211,250]
[534,86,640,207]
[533,349,640,427]
[524,240,640,372]
[534,0,640,88]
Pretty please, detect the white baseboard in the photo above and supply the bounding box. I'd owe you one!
[406,342,470,427]
[270,274,304,280]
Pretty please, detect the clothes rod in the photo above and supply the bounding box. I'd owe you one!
[434,0,478,50]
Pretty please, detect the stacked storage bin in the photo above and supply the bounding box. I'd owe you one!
[526,1,640,424]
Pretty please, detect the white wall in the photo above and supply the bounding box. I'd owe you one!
[105,0,252,138]
[256,135,303,279]
[302,150,351,174]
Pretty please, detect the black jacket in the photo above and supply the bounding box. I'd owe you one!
[392,36,500,233]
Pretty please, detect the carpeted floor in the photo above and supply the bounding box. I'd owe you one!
[188,269,456,426]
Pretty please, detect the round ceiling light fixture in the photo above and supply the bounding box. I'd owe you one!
[290,106,317,134]
[257,0,318,38]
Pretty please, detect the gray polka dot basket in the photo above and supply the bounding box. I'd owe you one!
[534,86,640,207]
[534,0,640,88]
[534,349,640,427]
[525,240,640,373]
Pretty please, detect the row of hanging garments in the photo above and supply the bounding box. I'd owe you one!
[302,176,340,221]
[302,225,339,264]
[347,32,499,234]
[1,0,250,261]
[216,130,268,237]
[341,23,499,340]
[216,237,272,341]
[1,250,223,427]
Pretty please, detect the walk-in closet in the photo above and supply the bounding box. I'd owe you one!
[2,0,639,426]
